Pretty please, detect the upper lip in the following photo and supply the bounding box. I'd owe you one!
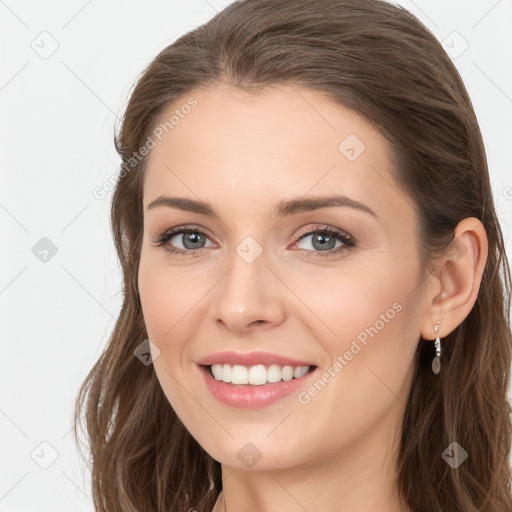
[196,351,316,367]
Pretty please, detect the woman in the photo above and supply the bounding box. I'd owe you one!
[74,0,512,511]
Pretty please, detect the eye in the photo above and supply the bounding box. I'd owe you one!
[151,224,356,258]
[151,226,215,256]
[291,224,356,258]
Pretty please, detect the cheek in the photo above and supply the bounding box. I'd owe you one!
[137,259,203,412]
[300,263,406,341]
[306,260,421,395]
[138,257,204,345]
[287,273,420,460]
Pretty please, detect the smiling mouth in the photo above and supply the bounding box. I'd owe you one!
[201,363,317,386]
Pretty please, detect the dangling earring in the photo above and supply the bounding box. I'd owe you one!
[432,322,442,375]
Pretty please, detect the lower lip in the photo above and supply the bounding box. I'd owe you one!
[198,364,318,408]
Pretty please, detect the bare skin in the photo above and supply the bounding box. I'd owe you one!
[137,82,488,512]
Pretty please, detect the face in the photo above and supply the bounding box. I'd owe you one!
[138,83,427,471]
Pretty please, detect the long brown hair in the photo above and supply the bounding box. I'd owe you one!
[74,0,512,510]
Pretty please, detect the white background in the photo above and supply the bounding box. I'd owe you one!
[1,1,511,510]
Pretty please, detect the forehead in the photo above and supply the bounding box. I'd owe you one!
[142,83,410,224]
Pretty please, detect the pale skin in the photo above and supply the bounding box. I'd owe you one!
[137,82,488,512]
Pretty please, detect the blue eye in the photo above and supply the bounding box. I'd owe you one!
[293,227,355,257]
[152,224,356,258]
[153,228,214,256]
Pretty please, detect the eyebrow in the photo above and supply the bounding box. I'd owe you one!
[146,194,378,219]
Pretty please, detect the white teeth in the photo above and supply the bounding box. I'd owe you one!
[211,364,224,380]
[282,366,294,381]
[210,363,312,385]
[267,364,283,383]
[294,366,309,378]
[231,365,249,384]
[248,365,267,385]
[223,363,232,382]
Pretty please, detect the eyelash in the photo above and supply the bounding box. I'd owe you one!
[151,224,356,258]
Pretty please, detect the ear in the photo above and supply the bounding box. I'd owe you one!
[420,217,488,340]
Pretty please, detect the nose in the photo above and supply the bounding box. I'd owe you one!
[212,247,286,334]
